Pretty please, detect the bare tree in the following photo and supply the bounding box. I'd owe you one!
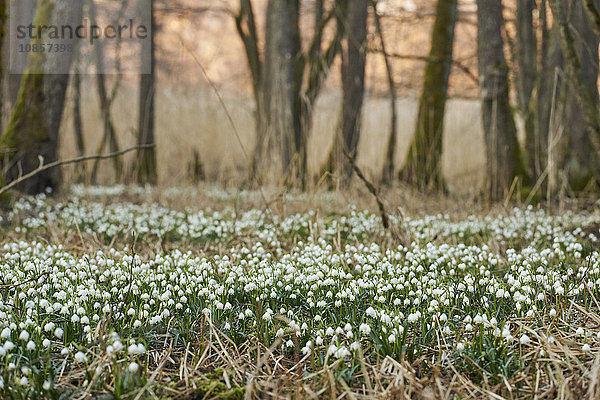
[323,0,368,183]
[373,0,398,185]
[136,0,158,184]
[547,0,600,189]
[401,0,458,191]
[236,0,344,187]
[516,0,538,180]
[0,0,82,199]
[477,0,526,201]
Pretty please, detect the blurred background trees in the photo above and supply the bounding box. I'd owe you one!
[1,0,600,203]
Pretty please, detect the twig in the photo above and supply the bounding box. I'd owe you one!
[369,48,479,84]
[0,145,154,196]
[343,150,405,244]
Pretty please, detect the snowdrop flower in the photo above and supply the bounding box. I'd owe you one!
[26,340,35,350]
[456,342,465,351]
[128,343,146,355]
[520,334,531,345]
[74,351,88,363]
[359,323,371,335]
[61,347,70,356]
[583,344,591,352]
[19,330,29,341]
[54,327,64,339]
[42,380,52,390]
[43,338,51,348]
[128,362,140,373]
[3,341,15,351]
[576,327,585,336]
[1,327,10,339]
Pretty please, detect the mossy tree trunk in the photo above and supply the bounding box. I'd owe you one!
[136,0,157,185]
[548,0,600,188]
[0,0,82,197]
[0,0,6,125]
[477,0,527,201]
[401,0,458,191]
[516,0,540,181]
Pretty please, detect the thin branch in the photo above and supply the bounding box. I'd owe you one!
[0,145,154,196]
[343,150,405,244]
[370,48,479,84]
[372,0,398,184]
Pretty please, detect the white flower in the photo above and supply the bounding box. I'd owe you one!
[61,347,70,356]
[26,340,35,350]
[520,334,531,345]
[359,323,371,335]
[388,334,396,343]
[43,338,51,348]
[583,344,591,352]
[576,327,585,336]
[1,327,10,339]
[74,351,88,363]
[54,327,64,339]
[456,342,465,351]
[3,341,15,351]
[19,330,29,341]
[19,376,29,386]
[42,380,52,390]
[128,362,140,373]
[128,343,146,355]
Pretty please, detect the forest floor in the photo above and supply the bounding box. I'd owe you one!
[1,184,600,399]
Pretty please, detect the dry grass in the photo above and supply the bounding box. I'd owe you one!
[50,305,600,399]
[58,79,485,194]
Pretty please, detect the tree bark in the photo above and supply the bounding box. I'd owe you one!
[548,0,600,186]
[374,0,399,185]
[255,0,296,183]
[326,0,368,183]
[477,0,526,201]
[136,0,157,185]
[402,0,457,190]
[72,68,86,183]
[89,0,122,184]
[237,0,342,186]
[0,0,82,196]
[517,0,539,181]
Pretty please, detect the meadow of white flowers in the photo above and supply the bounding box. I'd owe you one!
[1,188,599,397]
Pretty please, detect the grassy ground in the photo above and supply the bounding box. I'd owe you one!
[1,185,600,399]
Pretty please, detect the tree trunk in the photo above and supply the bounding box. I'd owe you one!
[7,0,36,110]
[326,0,368,183]
[136,0,157,185]
[72,68,86,183]
[252,0,296,184]
[0,0,82,196]
[548,0,600,186]
[517,0,538,180]
[236,0,343,187]
[89,0,121,184]
[374,0,399,185]
[477,0,526,201]
[0,0,5,127]
[560,0,599,190]
[402,0,457,190]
